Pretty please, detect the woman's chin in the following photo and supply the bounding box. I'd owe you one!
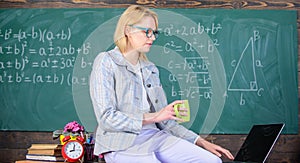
[139,46,152,53]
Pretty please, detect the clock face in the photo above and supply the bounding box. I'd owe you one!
[63,141,84,159]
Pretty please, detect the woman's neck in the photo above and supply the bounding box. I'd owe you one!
[123,48,140,65]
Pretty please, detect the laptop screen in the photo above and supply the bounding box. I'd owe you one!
[234,123,284,163]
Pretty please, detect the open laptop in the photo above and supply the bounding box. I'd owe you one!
[224,123,285,163]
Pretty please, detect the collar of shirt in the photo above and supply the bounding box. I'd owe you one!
[108,47,158,78]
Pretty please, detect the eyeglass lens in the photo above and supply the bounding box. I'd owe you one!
[145,29,159,39]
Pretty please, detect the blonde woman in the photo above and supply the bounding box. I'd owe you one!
[90,5,234,163]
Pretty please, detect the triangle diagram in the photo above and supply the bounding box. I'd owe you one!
[228,37,258,92]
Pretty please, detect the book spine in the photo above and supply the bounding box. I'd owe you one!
[26,154,64,162]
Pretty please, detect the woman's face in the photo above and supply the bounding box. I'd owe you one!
[126,16,157,53]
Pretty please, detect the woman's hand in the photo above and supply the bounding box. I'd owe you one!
[143,100,187,125]
[196,137,234,160]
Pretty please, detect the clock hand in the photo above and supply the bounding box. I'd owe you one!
[70,144,75,152]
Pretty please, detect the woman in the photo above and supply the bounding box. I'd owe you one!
[90,5,234,163]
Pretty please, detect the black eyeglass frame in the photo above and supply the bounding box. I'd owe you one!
[128,25,159,39]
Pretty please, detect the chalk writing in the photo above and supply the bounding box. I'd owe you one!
[0,27,71,42]
[159,22,219,100]
[227,30,265,105]
[0,26,92,86]
[163,22,222,37]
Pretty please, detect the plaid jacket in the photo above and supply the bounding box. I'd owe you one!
[90,47,198,155]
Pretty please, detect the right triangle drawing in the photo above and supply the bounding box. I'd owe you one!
[228,36,258,92]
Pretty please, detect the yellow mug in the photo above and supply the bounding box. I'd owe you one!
[174,100,190,123]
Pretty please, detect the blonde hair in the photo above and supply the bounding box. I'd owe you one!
[114,5,158,61]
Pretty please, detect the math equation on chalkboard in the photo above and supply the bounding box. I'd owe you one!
[0,27,92,86]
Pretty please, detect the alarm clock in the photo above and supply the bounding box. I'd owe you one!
[61,136,85,162]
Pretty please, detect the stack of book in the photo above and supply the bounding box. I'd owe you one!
[24,144,65,162]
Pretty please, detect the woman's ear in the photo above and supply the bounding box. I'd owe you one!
[124,26,130,37]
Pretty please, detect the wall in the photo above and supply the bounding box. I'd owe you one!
[0,0,299,162]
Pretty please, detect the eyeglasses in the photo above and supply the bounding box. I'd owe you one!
[129,25,159,39]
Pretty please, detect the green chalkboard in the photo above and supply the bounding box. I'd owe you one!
[0,8,298,134]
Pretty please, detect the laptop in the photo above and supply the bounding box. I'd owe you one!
[224,123,285,163]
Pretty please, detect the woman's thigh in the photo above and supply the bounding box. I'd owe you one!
[104,129,221,163]
[155,137,222,163]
